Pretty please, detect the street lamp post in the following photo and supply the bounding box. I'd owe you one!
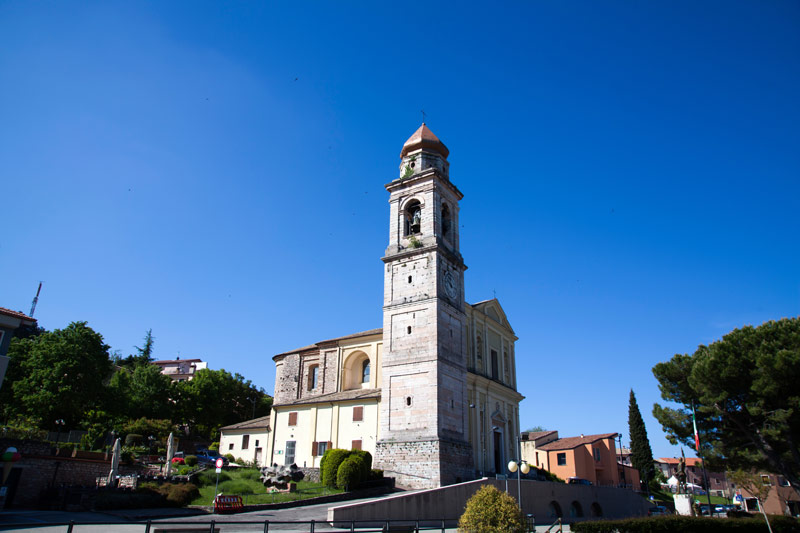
[54,419,65,447]
[618,433,626,487]
[507,436,530,512]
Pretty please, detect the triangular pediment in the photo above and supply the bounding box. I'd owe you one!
[491,409,507,425]
[470,298,515,335]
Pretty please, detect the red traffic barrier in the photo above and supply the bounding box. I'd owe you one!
[214,494,243,514]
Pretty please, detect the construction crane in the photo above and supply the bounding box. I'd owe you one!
[29,282,42,317]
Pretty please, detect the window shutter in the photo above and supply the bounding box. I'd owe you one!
[352,440,362,450]
[312,441,318,456]
[327,441,333,449]
[288,412,298,426]
[353,406,363,422]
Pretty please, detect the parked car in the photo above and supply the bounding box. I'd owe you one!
[648,505,670,516]
[567,477,592,485]
[195,448,228,466]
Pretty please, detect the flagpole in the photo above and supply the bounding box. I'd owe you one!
[693,402,714,515]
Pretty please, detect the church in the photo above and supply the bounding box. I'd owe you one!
[267,125,524,489]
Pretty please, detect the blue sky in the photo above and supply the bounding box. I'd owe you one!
[2,1,798,461]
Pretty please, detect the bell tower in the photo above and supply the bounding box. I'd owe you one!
[374,124,473,488]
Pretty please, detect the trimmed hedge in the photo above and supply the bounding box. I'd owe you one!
[320,448,373,489]
[184,455,198,467]
[321,449,352,487]
[336,456,363,490]
[350,450,372,481]
[572,515,800,533]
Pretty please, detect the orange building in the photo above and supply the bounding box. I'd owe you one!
[735,472,799,517]
[523,432,640,488]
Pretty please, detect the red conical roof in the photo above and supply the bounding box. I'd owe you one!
[400,123,449,159]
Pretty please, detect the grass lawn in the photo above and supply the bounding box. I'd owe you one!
[190,468,343,506]
[649,488,731,506]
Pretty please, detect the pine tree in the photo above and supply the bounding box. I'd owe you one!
[628,389,655,489]
[134,329,155,363]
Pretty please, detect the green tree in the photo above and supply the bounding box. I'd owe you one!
[628,389,655,490]
[10,322,113,428]
[128,364,175,420]
[458,484,526,533]
[119,329,156,368]
[523,425,547,433]
[652,317,800,497]
[177,368,272,438]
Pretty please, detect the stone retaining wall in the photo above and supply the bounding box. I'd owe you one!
[328,477,652,525]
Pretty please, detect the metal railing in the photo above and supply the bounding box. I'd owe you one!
[545,517,563,533]
[0,518,475,532]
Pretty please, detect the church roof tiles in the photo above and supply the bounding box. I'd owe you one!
[537,433,618,451]
[401,123,449,159]
[274,388,381,407]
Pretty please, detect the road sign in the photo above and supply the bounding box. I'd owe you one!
[216,458,224,469]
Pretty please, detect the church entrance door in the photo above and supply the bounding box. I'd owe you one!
[493,431,503,474]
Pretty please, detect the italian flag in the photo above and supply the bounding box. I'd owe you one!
[692,403,700,452]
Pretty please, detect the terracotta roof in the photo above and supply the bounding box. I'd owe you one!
[0,307,36,322]
[274,388,381,407]
[658,457,703,466]
[401,123,449,159]
[152,359,203,365]
[538,433,618,451]
[274,328,382,357]
[220,415,271,431]
[522,430,557,441]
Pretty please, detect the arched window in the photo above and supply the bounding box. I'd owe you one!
[343,351,370,391]
[307,365,319,391]
[570,501,584,518]
[590,503,603,517]
[362,359,370,384]
[548,501,563,518]
[404,200,421,236]
[441,203,451,237]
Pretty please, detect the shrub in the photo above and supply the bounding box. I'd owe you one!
[238,469,262,481]
[100,482,200,509]
[369,469,384,480]
[321,449,351,487]
[209,442,220,451]
[163,483,200,506]
[224,453,236,463]
[195,469,231,487]
[336,456,363,490]
[458,485,526,533]
[219,480,255,495]
[536,467,565,483]
[125,433,143,446]
[350,450,372,481]
[178,466,189,475]
[184,455,198,467]
[171,457,185,465]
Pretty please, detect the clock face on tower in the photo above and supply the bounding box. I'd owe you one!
[444,271,457,300]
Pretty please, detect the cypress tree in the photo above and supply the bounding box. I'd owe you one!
[628,389,655,489]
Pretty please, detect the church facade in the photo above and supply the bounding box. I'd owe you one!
[269,125,523,489]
